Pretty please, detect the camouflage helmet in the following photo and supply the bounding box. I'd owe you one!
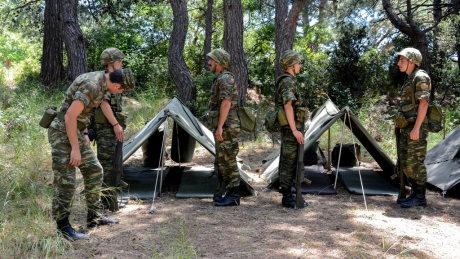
[396,47,422,67]
[101,47,126,66]
[207,48,230,68]
[280,50,303,70]
[121,68,135,90]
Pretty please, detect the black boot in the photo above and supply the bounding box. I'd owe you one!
[87,212,119,228]
[57,218,90,241]
[214,187,240,206]
[397,182,415,204]
[281,188,308,208]
[401,183,427,208]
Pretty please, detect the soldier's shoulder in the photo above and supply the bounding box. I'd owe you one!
[218,71,235,85]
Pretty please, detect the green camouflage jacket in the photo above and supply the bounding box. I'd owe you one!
[50,71,107,131]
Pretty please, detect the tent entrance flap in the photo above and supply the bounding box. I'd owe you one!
[171,121,196,163]
[122,166,170,199]
[176,166,227,198]
[332,167,398,195]
[289,165,337,195]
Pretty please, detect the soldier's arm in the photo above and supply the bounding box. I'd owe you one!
[285,101,304,144]
[65,100,85,167]
[215,98,231,142]
[410,99,428,140]
[100,100,124,141]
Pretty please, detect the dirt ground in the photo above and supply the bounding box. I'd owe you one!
[70,141,460,259]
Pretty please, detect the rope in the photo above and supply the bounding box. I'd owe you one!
[346,111,368,211]
[149,121,168,213]
[334,112,347,189]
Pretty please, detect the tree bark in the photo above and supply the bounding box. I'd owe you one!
[203,0,213,71]
[40,0,63,91]
[275,0,307,80]
[223,0,248,106]
[169,0,196,103]
[61,0,87,83]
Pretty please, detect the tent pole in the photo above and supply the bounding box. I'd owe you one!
[346,111,368,211]
[334,112,347,189]
[149,121,168,213]
[327,128,331,171]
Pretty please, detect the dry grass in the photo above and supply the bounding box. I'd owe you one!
[68,143,460,259]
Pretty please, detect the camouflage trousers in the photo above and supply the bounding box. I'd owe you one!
[399,123,428,185]
[215,126,240,188]
[279,128,299,190]
[48,127,103,221]
[95,124,118,187]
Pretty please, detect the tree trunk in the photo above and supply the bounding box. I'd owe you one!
[275,0,307,80]
[223,0,248,106]
[275,0,289,79]
[40,0,63,91]
[61,0,87,83]
[382,0,431,73]
[203,0,213,71]
[169,0,196,103]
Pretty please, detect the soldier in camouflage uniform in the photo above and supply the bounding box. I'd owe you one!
[394,47,430,208]
[48,68,135,240]
[277,50,309,208]
[207,48,241,206]
[95,48,129,211]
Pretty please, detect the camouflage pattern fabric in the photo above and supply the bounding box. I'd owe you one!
[397,68,431,185]
[207,48,230,68]
[48,127,103,221]
[101,47,126,66]
[208,69,241,188]
[280,50,303,70]
[95,92,124,188]
[279,128,299,189]
[396,48,422,67]
[277,72,304,189]
[49,71,107,132]
[399,123,428,185]
[398,68,431,121]
[121,68,135,90]
[276,72,305,130]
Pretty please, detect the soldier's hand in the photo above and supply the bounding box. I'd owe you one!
[410,127,420,140]
[84,134,91,145]
[293,130,304,144]
[215,127,223,142]
[69,149,81,167]
[114,124,124,142]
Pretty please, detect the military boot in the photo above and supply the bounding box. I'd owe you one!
[57,218,90,241]
[87,212,119,228]
[214,187,240,206]
[397,182,415,204]
[401,183,427,208]
[281,188,308,208]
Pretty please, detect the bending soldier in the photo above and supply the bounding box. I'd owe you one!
[207,48,241,206]
[48,68,135,240]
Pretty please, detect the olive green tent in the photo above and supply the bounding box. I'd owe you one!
[121,96,254,199]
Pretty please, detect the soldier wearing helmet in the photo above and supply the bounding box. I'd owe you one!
[277,49,309,209]
[48,68,134,241]
[95,47,131,211]
[394,47,431,208]
[206,48,241,207]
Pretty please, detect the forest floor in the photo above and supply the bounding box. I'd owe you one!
[68,141,460,259]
